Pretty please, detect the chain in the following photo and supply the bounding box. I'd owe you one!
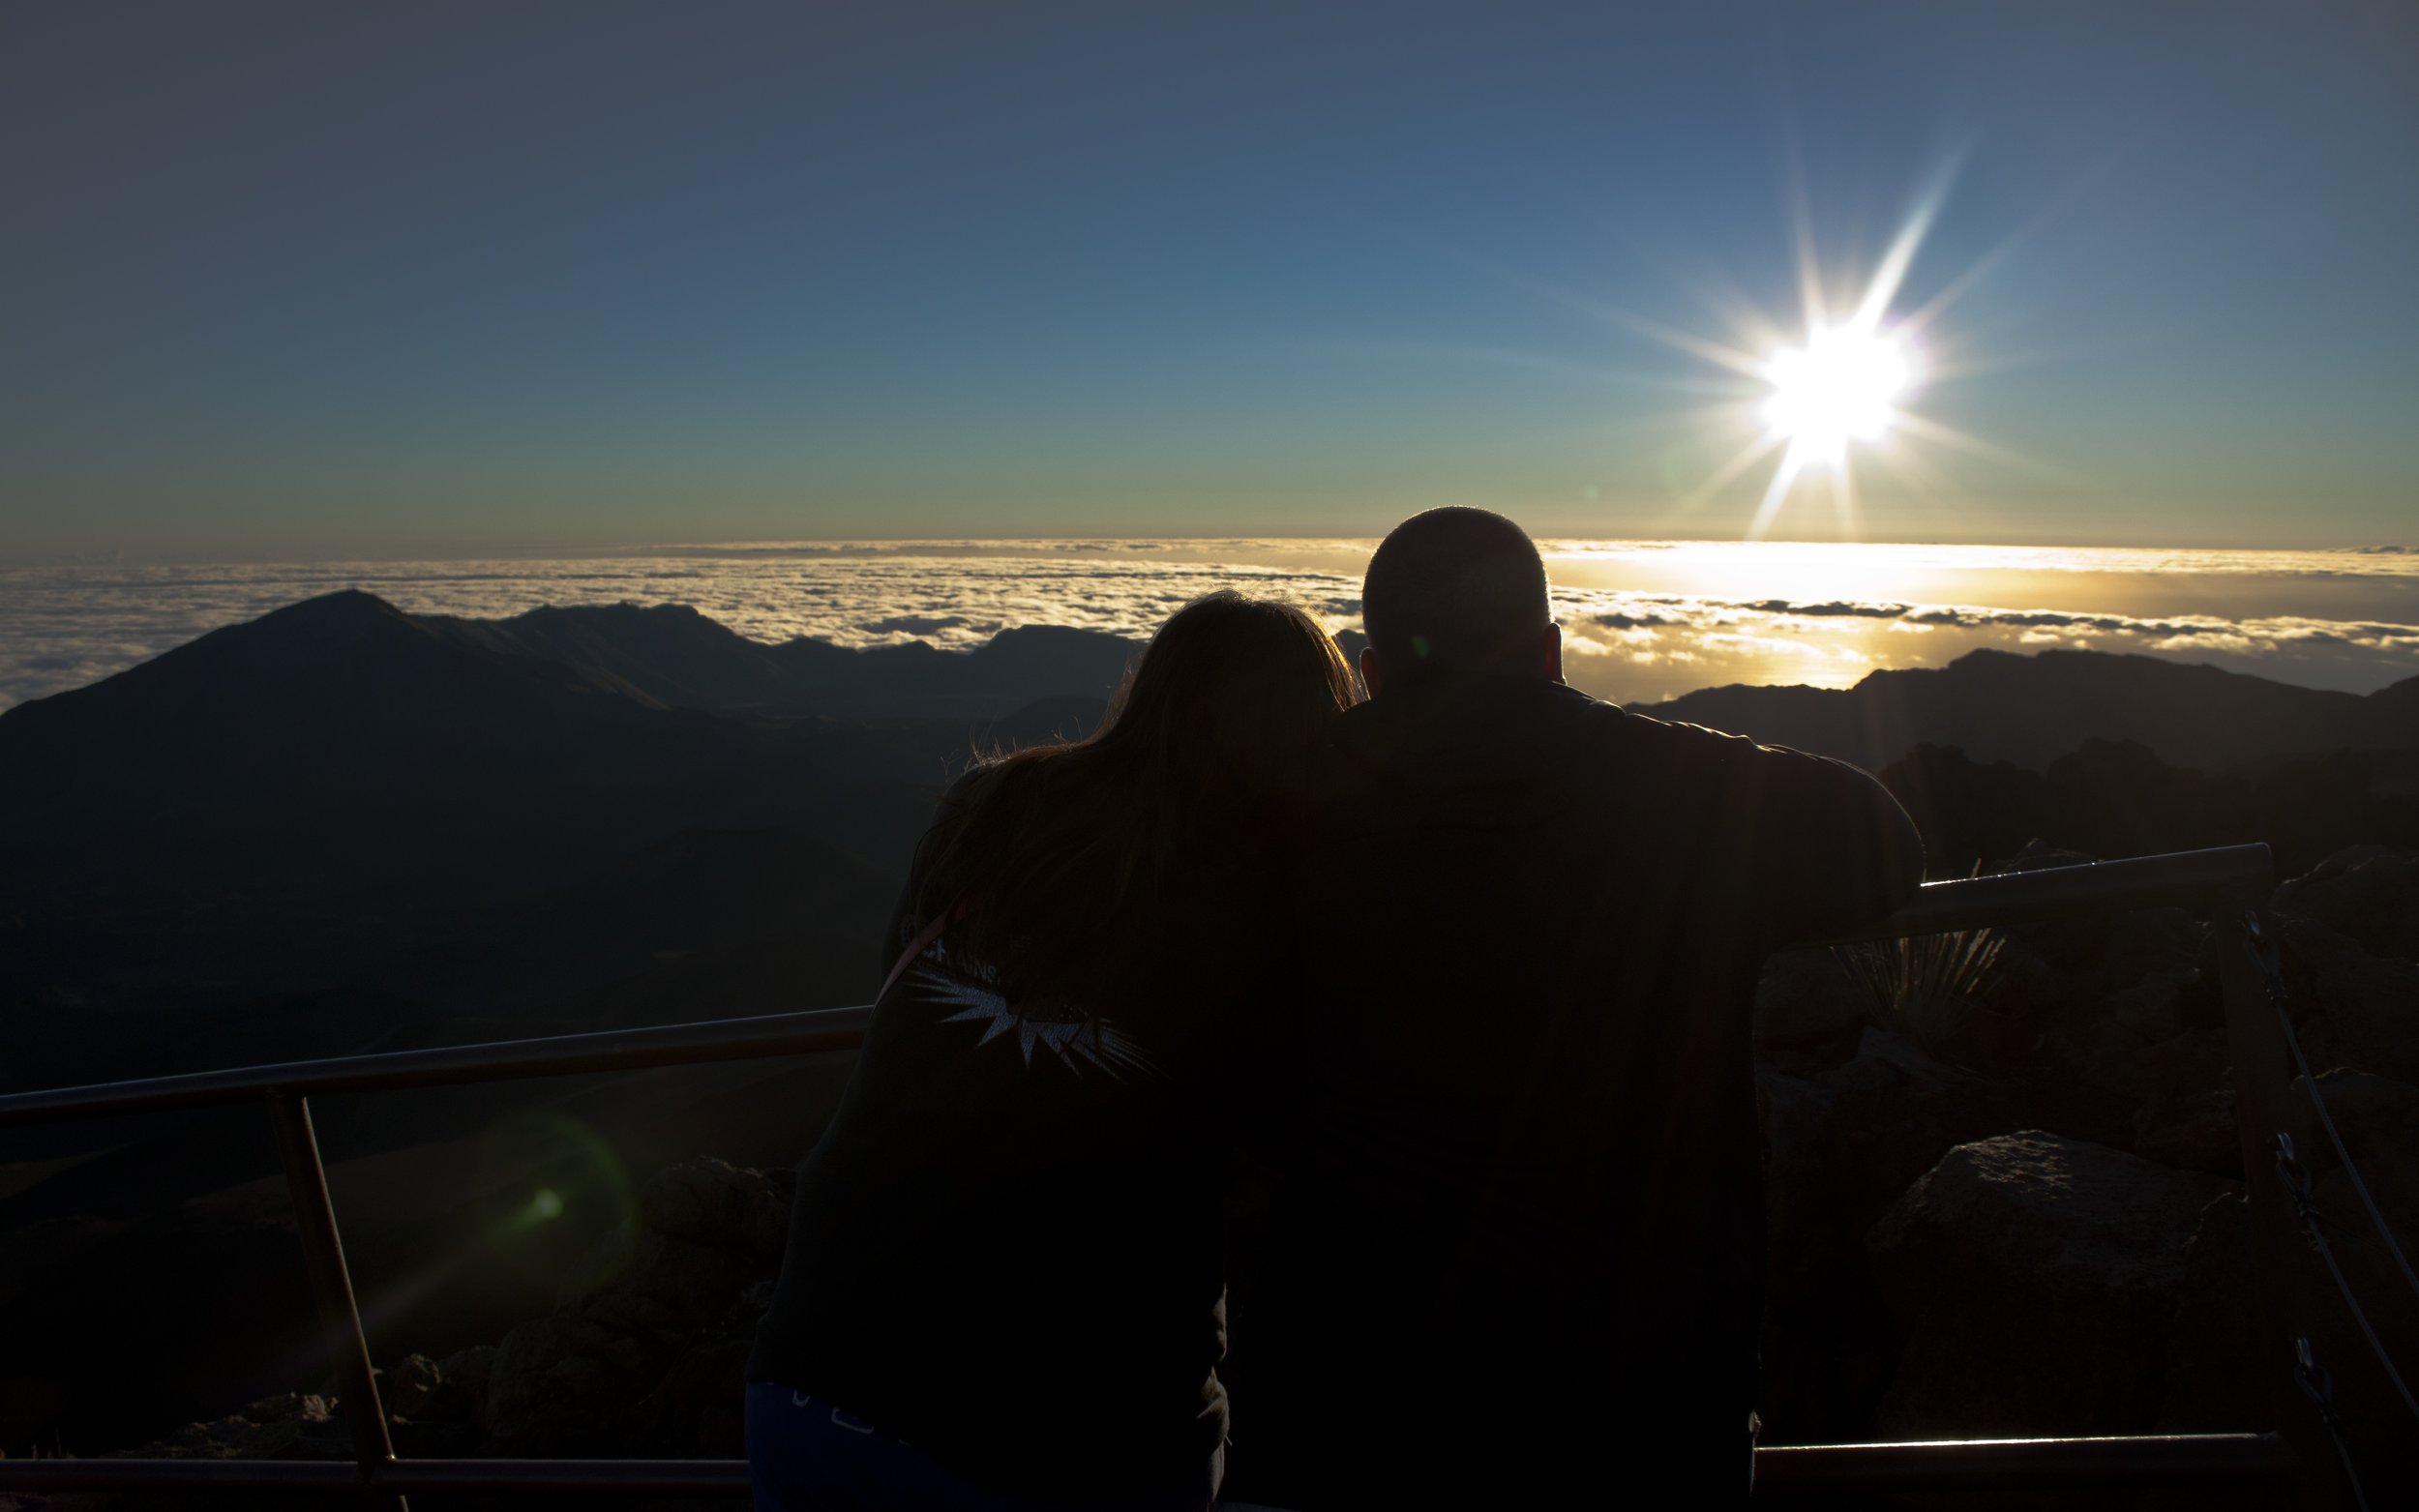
[2269,1126,2419,1425]
[2293,1335,2372,1512]
[2241,910,2419,1305]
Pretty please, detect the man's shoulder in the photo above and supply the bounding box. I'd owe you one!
[1331,677,1776,777]
[1542,690,1777,772]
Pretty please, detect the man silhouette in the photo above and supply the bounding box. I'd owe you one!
[1236,509,1924,1507]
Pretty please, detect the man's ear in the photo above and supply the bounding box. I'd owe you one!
[1542,623,1565,685]
[1359,644,1384,697]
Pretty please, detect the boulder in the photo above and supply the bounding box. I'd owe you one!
[2277,916,2419,1082]
[2132,1082,2241,1178]
[2298,1072,2419,1505]
[381,1348,488,1459]
[2157,1194,2268,1432]
[382,1352,443,1419]
[2130,1027,2240,1178]
[2303,1068,2419,1171]
[2161,1074,2419,1505]
[2006,910,2225,1151]
[1867,1132,2234,1438]
[116,1392,351,1462]
[480,1157,788,1456]
[1763,1032,2012,1291]
[2273,847,2419,961]
[1757,1031,2011,1439]
[1753,946,1870,1053]
[635,1157,791,1264]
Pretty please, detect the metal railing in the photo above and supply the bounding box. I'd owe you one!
[0,843,2341,1504]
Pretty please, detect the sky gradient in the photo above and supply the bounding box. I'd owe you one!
[5,1,2415,558]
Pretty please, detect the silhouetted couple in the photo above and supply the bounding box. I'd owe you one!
[744,509,1925,1510]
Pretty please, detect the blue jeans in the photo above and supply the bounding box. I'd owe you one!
[746,1381,1225,1512]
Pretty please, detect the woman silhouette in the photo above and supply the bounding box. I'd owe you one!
[746,590,1359,1510]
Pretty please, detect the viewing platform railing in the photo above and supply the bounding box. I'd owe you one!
[0,843,2369,1504]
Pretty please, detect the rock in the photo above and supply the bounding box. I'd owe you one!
[2294,1072,2419,1505]
[480,1157,789,1457]
[638,1337,756,1459]
[637,1157,791,1267]
[2277,915,2419,1081]
[557,1219,640,1305]
[2156,1194,2268,1433]
[2106,969,2191,1043]
[434,1343,496,1432]
[118,1392,352,1461]
[1757,1031,2011,1439]
[1996,908,2228,1153]
[383,1352,442,1419]
[482,1313,637,1452]
[1754,946,1870,1051]
[1766,1032,2014,1248]
[2152,1072,2419,1505]
[2304,1069,2419,1170]
[1867,1131,2234,1438]
[1972,930,2069,1022]
[2273,847,2419,961]
[2125,1021,2239,1178]
[2133,1081,2241,1178]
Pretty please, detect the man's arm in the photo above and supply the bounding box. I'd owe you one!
[1637,714,1925,944]
[1740,740,1926,943]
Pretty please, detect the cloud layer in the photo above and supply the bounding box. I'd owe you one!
[5,541,2416,714]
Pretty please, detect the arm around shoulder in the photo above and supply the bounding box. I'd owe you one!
[1746,740,1925,943]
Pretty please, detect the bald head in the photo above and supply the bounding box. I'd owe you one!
[1360,507,1559,694]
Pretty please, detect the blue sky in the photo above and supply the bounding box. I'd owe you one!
[4,1,2414,556]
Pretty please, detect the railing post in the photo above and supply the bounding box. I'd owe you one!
[2211,903,2347,1508]
[264,1089,406,1511]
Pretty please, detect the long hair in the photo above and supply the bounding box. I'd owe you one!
[914,591,1359,1007]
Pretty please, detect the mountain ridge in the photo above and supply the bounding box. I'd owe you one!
[1634,646,2419,772]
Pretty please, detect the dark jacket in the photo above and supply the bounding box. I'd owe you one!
[1234,674,1924,1506]
[747,828,1272,1500]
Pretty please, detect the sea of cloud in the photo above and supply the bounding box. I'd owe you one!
[4,539,2416,713]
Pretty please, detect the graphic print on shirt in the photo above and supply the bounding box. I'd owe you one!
[911,953,1160,1081]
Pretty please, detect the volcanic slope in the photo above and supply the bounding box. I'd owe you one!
[1636,648,2419,772]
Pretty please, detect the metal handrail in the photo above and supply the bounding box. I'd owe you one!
[0,844,2309,1504]
[0,1434,2301,1497]
[0,1002,874,1126]
[0,844,2276,1126]
[1817,842,2273,942]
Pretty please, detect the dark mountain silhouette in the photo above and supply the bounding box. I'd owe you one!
[1880,740,2419,875]
[421,601,1138,720]
[0,592,1128,1042]
[1636,648,2419,773]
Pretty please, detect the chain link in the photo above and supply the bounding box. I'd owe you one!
[2293,1335,2372,1512]
[2235,912,2419,1442]
[2239,909,2419,1304]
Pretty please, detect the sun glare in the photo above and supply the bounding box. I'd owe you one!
[1762,322,1918,464]
[1546,155,2033,539]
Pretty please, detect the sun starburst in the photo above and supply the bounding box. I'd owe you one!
[1523,156,2053,540]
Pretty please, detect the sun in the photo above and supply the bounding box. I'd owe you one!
[1762,321,1920,466]
[1531,156,2032,538]
[1508,155,2032,538]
